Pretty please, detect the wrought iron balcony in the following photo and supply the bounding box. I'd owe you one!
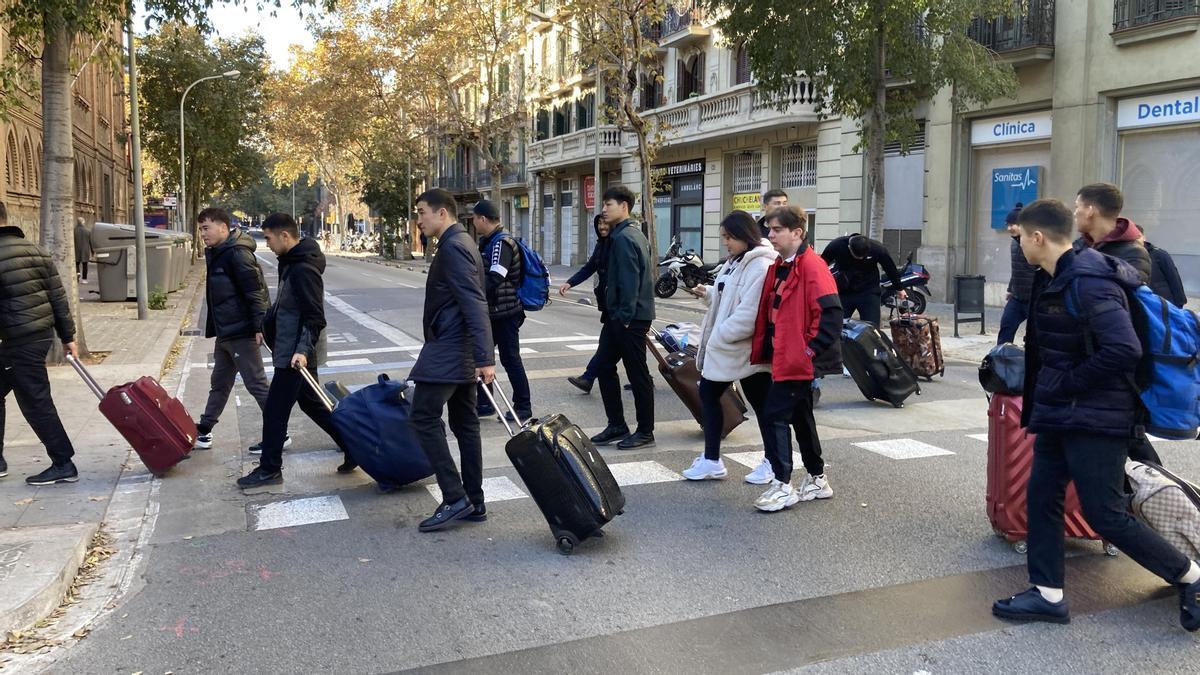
[1114,0,1200,31]
[968,0,1056,62]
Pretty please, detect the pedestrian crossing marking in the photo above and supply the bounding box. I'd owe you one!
[324,358,372,368]
[567,344,600,351]
[249,496,349,531]
[966,433,989,442]
[853,439,955,460]
[725,451,799,470]
[426,476,528,504]
[608,461,683,486]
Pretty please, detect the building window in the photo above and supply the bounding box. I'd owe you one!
[535,109,550,140]
[497,63,510,96]
[641,70,664,110]
[732,151,762,193]
[557,36,567,80]
[553,104,569,136]
[676,52,705,101]
[6,132,18,190]
[1113,0,1200,31]
[22,138,33,191]
[734,44,751,85]
[780,142,817,189]
[576,92,595,130]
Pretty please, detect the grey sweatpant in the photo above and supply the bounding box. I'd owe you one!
[198,337,270,432]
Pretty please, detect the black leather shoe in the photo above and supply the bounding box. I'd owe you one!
[1180,576,1200,632]
[464,503,488,522]
[590,425,630,446]
[418,497,474,532]
[336,456,358,474]
[25,462,79,486]
[617,431,655,450]
[992,588,1069,624]
[0,454,7,478]
[568,376,593,394]
[237,466,282,489]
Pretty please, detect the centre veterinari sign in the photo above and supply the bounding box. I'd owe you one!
[991,166,1042,229]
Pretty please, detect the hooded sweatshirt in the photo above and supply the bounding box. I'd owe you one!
[1075,216,1151,285]
[264,237,327,369]
[566,219,613,316]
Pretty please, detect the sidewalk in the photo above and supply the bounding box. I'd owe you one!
[0,262,205,641]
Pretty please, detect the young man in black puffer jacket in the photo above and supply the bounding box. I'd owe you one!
[472,199,532,421]
[237,213,353,490]
[0,203,79,485]
[992,198,1200,632]
[193,208,278,452]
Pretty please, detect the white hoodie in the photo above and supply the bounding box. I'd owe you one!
[695,241,778,382]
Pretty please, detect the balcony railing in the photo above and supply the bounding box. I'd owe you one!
[436,175,469,192]
[1114,0,1200,31]
[641,79,820,147]
[502,162,526,186]
[662,4,703,36]
[528,125,624,171]
[969,0,1056,52]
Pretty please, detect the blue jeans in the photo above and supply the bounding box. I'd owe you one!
[997,296,1029,345]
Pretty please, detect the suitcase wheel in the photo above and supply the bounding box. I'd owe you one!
[1104,542,1120,557]
[555,533,579,556]
[1012,540,1028,555]
[891,401,904,409]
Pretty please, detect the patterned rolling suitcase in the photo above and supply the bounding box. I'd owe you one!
[482,383,624,555]
[1127,460,1200,559]
[986,393,1116,555]
[889,314,945,380]
[647,338,746,439]
[69,355,195,476]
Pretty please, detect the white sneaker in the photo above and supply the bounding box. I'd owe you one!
[744,458,775,485]
[682,456,727,481]
[798,473,833,501]
[194,432,214,450]
[754,480,800,512]
[842,366,852,378]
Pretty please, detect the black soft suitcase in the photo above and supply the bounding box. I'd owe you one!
[841,319,920,408]
[482,384,625,555]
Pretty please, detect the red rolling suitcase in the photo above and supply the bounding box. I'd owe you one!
[986,393,1116,555]
[69,355,195,476]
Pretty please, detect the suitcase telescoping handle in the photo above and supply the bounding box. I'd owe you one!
[263,344,338,413]
[477,378,525,438]
[66,354,106,401]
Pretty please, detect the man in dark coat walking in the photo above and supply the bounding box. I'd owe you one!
[998,202,1037,344]
[992,198,1200,631]
[408,189,495,533]
[73,217,92,284]
[1135,224,1187,308]
[0,202,80,485]
[560,214,611,393]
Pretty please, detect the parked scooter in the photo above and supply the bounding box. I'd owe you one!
[880,252,932,315]
[655,237,720,298]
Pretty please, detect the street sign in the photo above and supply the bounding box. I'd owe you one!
[584,176,596,210]
[162,195,177,207]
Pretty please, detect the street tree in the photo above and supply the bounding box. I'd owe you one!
[358,126,426,260]
[708,0,1017,239]
[559,0,669,261]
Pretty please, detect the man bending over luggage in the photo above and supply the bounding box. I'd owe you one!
[749,206,842,512]
[193,207,282,453]
[409,189,495,532]
[472,199,532,422]
[820,233,904,328]
[992,198,1200,631]
[0,202,79,485]
[237,213,354,490]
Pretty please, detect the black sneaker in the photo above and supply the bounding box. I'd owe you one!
[337,455,358,474]
[25,462,79,486]
[465,503,488,522]
[248,435,292,455]
[418,497,474,532]
[237,466,282,489]
[0,454,8,478]
[617,431,655,450]
[1180,575,1200,632]
[992,588,1070,624]
[590,425,630,446]
[567,376,593,394]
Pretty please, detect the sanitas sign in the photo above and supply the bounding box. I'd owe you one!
[1118,89,1200,130]
[970,111,1052,146]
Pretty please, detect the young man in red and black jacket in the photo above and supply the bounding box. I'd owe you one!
[749,206,843,512]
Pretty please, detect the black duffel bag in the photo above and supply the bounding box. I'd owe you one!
[980,343,1025,394]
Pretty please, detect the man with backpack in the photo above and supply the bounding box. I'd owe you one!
[1135,223,1187,308]
[992,198,1200,631]
[472,199,532,422]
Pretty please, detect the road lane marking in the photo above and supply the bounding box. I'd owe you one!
[324,358,372,368]
[525,316,549,326]
[324,293,415,346]
[519,347,537,355]
[426,476,528,504]
[608,461,683,486]
[567,344,600,351]
[249,496,349,531]
[966,433,989,442]
[853,439,954,460]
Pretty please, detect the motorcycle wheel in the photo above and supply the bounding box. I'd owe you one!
[908,291,927,315]
[655,274,678,299]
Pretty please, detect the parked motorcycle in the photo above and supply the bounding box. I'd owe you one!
[880,252,932,315]
[655,237,720,298]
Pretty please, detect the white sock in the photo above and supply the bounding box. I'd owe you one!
[1178,561,1200,585]
[1036,585,1064,603]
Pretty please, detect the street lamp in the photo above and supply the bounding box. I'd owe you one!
[178,70,240,232]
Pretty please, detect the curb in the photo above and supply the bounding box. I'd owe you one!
[0,523,98,639]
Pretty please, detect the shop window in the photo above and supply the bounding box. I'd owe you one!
[732,151,762,193]
[780,142,817,189]
[734,43,751,85]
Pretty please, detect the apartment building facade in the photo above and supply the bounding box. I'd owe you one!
[2,25,133,242]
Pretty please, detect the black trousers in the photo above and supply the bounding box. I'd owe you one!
[841,288,882,327]
[258,367,346,473]
[477,314,531,415]
[699,372,772,460]
[411,381,483,506]
[1027,431,1190,589]
[76,261,88,281]
[594,320,654,433]
[0,338,75,465]
[760,379,824,483]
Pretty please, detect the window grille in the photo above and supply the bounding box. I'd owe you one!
[780,143,817,189]
[732,152,762,193]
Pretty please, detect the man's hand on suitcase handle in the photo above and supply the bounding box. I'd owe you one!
[291,353,308,370]
[63,342,79,359]
[477,365,496,385]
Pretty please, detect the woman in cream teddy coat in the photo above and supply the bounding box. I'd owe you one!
[682,210,778,482]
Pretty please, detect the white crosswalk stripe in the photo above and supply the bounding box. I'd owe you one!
[426,476,528,504]
[854,439,955,460]
[966,433,989,442]
[608,460,684,486]
[249,496,349,531]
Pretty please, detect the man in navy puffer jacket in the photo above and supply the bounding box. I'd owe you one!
[992,198,1200,632]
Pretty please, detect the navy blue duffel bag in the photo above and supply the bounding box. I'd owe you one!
[331,374,433,491]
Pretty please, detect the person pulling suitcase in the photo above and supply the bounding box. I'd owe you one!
[680,211,776,482]
[748,206,842,512]
[0,202,80,485]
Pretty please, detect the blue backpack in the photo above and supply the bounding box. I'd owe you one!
[1071,282,1200,440]
[503,234,550,311]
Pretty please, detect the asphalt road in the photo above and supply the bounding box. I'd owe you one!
[48,250,1200,674]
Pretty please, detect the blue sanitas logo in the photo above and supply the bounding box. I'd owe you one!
[993,168,1037,191]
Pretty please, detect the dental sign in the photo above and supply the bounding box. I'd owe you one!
[1117,89,1200,130]
[971,111,1052,146]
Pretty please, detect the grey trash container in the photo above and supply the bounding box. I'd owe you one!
[171,234,191,289]
[91,222,137,302]
[144,228,174,294]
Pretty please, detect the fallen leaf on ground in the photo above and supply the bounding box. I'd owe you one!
[358,558,371,563]
[88,496,108,502]
[13,498,33,506]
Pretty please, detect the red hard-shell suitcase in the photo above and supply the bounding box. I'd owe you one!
[69,355,195,476]
[986,393,1116,555]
